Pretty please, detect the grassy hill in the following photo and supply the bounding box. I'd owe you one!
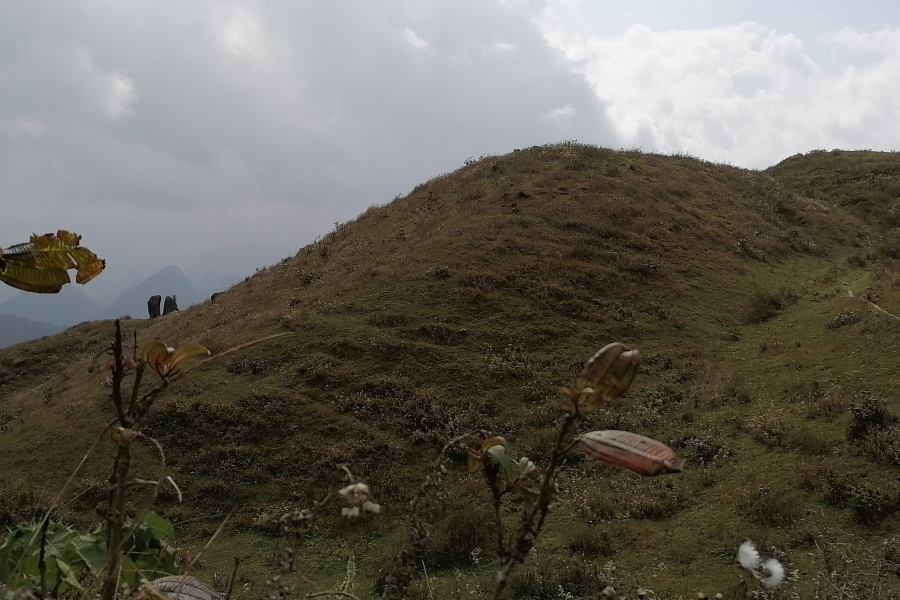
[1,144,899,598]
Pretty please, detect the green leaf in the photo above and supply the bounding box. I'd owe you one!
[71,534,106,576]
[142,512,175,542]
[486,444,515,482]
[513,457,536,480]
[0,526,32,581]
[44,524,77,560]
[56,558,85,592]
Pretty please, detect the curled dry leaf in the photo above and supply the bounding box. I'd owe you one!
[560,343,641,412]
[468,436,508,472]
[141,341,210,376]
[0,230,104,293]
[109,426,140,446]
[576,430,685,476]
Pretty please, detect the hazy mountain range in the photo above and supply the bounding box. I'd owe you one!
[0,315,62,348]
[0,243,290,348]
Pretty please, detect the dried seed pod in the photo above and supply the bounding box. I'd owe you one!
[576,430,685,476]
[562,344,642,412]
[144,576,223,600]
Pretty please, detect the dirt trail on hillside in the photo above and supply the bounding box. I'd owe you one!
[849,289,900,321]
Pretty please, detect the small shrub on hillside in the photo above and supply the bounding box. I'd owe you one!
[427,264,451,278]
[847,252,869,268]
[804,388,850,420]
[567,524,614,558]
[812,466,897,525]
[0,408,20,433]
[641,383,683,415]
[742,289,798,323]
[849,485,897,525]
[574,489,618,522]
[742,485,803,527]
[827,310,861,329]
[506,562,614,600]
[676,435,731,466]
[882,535,900,576]
[821,469,855,508]
[848,394,896,440]
[859,426,900,466]
[625,479,686,521]
[744,409,792,448]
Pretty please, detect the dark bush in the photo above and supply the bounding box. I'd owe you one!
[742,289,798,323]
[849,395,896,440]
[822,469,854,508]
[860,427,900,466]
[850,485,896,525]
[827,310,861,329]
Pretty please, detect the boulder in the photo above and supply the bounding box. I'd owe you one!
[148,295,161,319]
[163,295,179,315]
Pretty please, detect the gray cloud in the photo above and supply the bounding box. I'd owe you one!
[0,1,614,277]
[2,0,898,283]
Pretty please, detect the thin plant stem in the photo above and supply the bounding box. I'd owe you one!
[37,516,49,599]
[187,510,234,570]
[491,411,578,600]
[225,557,241,600]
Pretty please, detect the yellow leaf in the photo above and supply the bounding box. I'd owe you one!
[480,436,508,452]
[140,341,170,373]
[110,426,139,446]
[168,344,210,370]
[467,456,483,473]
[0,230,105,293]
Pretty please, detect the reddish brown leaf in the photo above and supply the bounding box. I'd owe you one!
[576,430,684,476]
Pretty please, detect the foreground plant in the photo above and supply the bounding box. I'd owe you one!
[0,320,288,600]
[86,323,213,600]
[382,343,685,600]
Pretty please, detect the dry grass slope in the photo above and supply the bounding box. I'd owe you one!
[2,143,900,598]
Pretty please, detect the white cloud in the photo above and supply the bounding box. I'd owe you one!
[73,48,138,121]
[486,41,517,55]
[216,5,269,62]
[403,27,431,51]
[101,71,137,121]
[530,9,900,167]
[541,103,576,125]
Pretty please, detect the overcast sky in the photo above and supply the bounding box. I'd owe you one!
[2,0,899,283]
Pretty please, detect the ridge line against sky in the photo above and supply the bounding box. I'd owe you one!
[2,0,898,278]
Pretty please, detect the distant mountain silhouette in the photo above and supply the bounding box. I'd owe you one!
[0,314,63,349]
[103,265,202,319]
[0,285,102,328]
[82,268,146,306]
